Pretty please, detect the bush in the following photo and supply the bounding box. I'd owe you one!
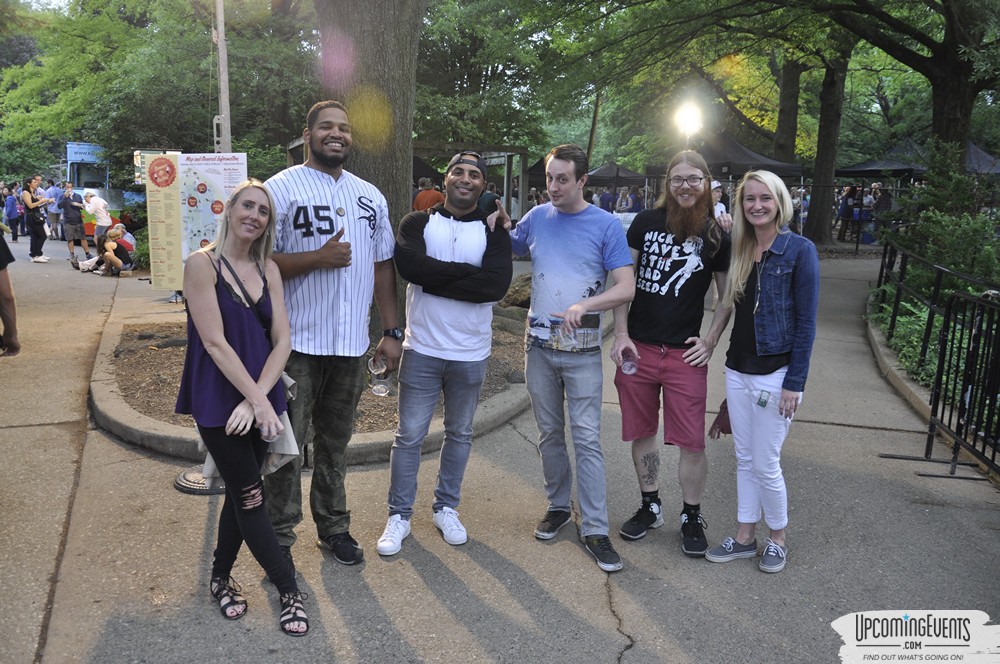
[132,226,149,270]
[894,138,1000,292]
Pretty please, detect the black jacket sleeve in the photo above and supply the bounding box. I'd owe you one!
[395,210,477,288]
[423,225,513,304]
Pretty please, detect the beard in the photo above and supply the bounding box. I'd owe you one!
[664,190,712,240]
[309,136,351,170]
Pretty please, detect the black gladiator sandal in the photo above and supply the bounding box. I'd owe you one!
[209,576,247,620]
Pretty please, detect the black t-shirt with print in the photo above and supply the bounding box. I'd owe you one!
[626,207,731,346]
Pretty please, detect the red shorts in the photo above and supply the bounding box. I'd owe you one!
[613,340,708,451]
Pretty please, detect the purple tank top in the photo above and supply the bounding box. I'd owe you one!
[175,259,287,427]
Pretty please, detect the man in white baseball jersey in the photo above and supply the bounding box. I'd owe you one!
[264,100,402,569]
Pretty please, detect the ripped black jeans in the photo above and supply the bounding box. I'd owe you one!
[198,425,297,595]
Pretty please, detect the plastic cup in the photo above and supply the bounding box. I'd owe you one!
[620,349,638,375]
[368,356,391,396]
[367,356,386,375]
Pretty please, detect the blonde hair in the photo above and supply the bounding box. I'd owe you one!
[203,179,276,267]
[722,170,794,309]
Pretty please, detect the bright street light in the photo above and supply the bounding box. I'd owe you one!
[674,102,702,147]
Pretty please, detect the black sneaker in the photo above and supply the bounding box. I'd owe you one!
[534,510,571,540]
[583,535,623,572]
[680,511,708,557]
[317,532,364,565]
[619,501,663,541]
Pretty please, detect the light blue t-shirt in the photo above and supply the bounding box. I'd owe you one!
[510,202,632,351]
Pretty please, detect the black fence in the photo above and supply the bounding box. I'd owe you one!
[875,239,1000,479]
[875,239,999,368]
[920,292,1000,478]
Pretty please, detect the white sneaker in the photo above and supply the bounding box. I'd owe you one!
[376,515,411,556]
[31,256,47,263]
[38,255,50,262]
[433,506,468,545]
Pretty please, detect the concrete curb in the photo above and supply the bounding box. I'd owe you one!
[90,312,205,461]
[864,299,932,423]
[89,307,532,464]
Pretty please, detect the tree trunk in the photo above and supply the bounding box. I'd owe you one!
[313,0,428,330]
[928,66,977,164]
[806,43,853,247]
[773,57,805,163]
[587,89,601,163]
[313,0,428,234]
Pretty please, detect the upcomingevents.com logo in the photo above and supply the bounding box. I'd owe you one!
[831,610,1000,663]
[855,612,972,644]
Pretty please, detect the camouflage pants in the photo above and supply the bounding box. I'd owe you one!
[263,350,365,546]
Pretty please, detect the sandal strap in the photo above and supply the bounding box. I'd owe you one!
[210,576,242,599]
[210,576,247,619]
[279,592,309,634]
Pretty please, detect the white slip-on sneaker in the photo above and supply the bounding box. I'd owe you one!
[433,506,468,545]
[376,515,411,556]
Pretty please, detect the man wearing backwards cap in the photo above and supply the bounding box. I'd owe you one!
[375,152,512,556]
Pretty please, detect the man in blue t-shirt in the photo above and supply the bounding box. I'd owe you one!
[508,144,635,573]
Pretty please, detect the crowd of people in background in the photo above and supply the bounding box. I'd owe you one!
[1,177,133,275]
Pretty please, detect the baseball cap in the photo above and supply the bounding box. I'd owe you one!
[711,180,722,190]
[446,152,488,179]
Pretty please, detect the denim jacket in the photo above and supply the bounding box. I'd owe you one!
[754,230,819,392]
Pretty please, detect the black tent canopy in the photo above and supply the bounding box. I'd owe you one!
[835,158,926,178]
[586,162,647,188]
[838,139,1000,177]
[695,133,803,179]
[413,156,442,181]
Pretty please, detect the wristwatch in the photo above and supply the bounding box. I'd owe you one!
[383,327,404,341]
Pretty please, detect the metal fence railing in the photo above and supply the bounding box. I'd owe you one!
[914,292,1000,478]
[875,239,1000,369]
[875,240,1000,480]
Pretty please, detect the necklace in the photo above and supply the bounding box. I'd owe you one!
[753,252,768,315]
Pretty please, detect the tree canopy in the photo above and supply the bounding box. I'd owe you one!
[1,0,997,213]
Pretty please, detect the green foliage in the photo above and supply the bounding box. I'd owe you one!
[893,139,1000,288]
[876,299,940,386]
[414,0,549,156]
[836,44,932,166]
[130,224,149,270]
[234,139,288,182]
[0,0,321,189]
[0,136,57,182]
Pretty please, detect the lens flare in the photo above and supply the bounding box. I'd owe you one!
[347,86,393,152]
[320,28,356,91]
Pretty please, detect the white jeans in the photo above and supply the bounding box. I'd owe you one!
[725,367,797,531]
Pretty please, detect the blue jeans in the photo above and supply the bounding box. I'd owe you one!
[388,349,488,519]
[525,345,609,536]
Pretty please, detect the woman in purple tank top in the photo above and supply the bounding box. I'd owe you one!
[175,179,307,636]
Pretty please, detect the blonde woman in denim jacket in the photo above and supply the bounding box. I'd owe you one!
[705,170,819,574]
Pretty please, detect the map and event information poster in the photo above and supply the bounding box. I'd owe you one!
[143,153,248,290]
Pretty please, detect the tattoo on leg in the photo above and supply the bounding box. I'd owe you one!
[640,451,660,488]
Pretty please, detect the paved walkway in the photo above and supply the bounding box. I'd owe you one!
[2,237,998,664]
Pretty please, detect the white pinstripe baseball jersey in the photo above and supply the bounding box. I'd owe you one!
[266,165,394,357]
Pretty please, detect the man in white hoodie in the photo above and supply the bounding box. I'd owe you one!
[376,152,513,556]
